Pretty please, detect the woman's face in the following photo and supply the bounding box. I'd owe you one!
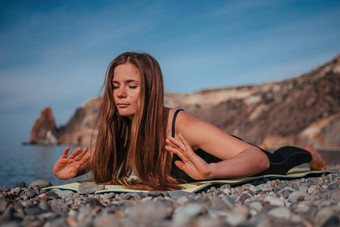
[112,63,141,120]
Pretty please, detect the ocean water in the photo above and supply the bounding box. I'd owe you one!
[0,143,87,188]
[0,143,339,188]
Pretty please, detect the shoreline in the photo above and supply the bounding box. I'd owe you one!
[1,166,339,226]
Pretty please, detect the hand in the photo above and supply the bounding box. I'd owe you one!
[53,146,90,180]
[165,133,212,180]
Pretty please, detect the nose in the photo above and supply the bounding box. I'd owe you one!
[116,87,127,98]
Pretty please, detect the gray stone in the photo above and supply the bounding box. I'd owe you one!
[128,201,168,224]
[102,193,115,200]
[222,188,231,195]
[315,207,338,227]
[225,213,247,226]
[13,187,21,195]
[319,200,332,208]
[1,186,10,192]
[233,205,249,217]
[53,189,74,198]
[89,198,104,208]
[307,185,317,194]
[248,201,263,212]
[238,192,251,203]
[14,201,24,211]
[168,190,195,199]
[46,190,59,199]
[288,191,309,203]
[44,217,67,227]
[2,207,14,221]
[77,183,105,194]
[268,207,292,219]
[17,181,26,188]
[25,206,42,215]
[264,195,285,206]
[29,180,52,189]
[328,182,339,190]
[94,214,119,227]
[77,206,94,222]
[294,201,311,213]
[147,191,165,197]
[210,196,229,210]
[322,215,340,227]
[39,200,51,211]
[0,194,8,213]
[221,197,235,209]
[26,190,36,198]
[194,217,221,227]
[173,203,203,225]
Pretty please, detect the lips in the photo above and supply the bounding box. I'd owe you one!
[117,103,129,108]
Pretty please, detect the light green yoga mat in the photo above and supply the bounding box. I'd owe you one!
[44,169,335,193]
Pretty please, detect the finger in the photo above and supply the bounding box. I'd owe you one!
[61,146,70,158]
[68,147,83,159]
[174,160,186,171]
[165,145,188,162]
[167,136,186,151]
[167,137,193,161]
[178,133,192,152]
[78,154,90,165]
[177,133,196,159]
[166,138,181,151]
[74,147,88,161]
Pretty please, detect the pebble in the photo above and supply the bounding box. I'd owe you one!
[28,180,52,189]
[0,169,339,226]
[39,200,51,211]
[173,203,203,225]
[17,182,27,188]
[168,190,195,199]
[94,214,119,227]
[77,183,105,194]
[128,201,169,224]
[264,195,285,206]
[307,184,317,194]
[268,207,292,219]
[288,190,309,203]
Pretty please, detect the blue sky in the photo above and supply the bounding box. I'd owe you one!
[0,0,340,145]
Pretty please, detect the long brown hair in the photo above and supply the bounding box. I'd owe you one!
[91,52,180,190]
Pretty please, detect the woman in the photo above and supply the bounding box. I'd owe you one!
[53,52,326,191]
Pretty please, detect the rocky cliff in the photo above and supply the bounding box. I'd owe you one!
[30,55,340,149]
[29,107,59,145]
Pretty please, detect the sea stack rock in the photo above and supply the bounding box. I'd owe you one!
[29,107,58,145]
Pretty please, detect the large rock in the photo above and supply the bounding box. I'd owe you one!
[57,97,100,146]
[29,107,58,145]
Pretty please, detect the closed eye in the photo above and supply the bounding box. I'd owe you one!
[112,82,119,89]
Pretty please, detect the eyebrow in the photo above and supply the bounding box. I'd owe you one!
[112,79,140,83]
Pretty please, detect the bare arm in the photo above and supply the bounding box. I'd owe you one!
[165,111,269,180]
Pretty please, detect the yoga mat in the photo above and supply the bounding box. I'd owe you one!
[44,169,335,193]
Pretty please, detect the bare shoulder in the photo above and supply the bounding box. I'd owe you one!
[172,109,219,148]
[171,109,254,159]
[170,109,206,133]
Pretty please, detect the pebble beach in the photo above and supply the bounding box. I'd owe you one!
[1,166,339,227]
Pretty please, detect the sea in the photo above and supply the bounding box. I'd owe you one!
[0,143,87,188]
[0,143,339,188]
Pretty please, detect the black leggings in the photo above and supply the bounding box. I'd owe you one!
[255,146,312,176]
